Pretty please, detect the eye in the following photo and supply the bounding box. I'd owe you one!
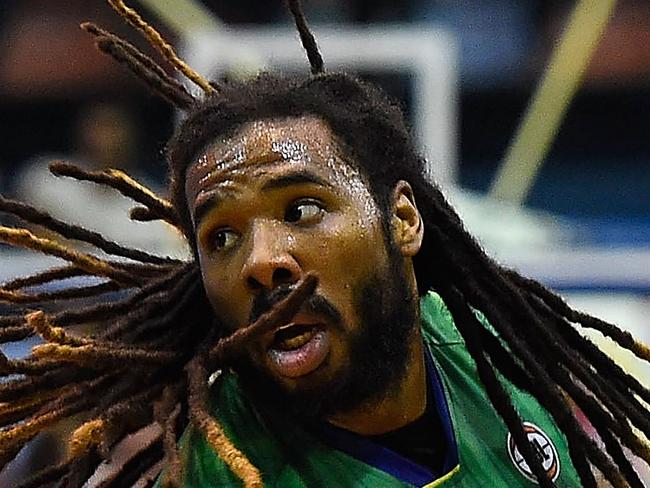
[285,199,325,225]
[208,228,239,252]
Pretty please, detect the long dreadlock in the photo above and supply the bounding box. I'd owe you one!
[1,1,648,487]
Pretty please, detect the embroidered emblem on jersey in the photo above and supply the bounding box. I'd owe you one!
[507,422,560,484]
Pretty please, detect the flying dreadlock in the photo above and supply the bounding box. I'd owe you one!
[0,1,648,487]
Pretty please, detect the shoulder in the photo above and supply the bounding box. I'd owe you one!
[419,291,463,345]
[419,291,582,487]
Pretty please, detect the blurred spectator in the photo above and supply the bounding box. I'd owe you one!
[14,101,187,258]
[0,0,185,255]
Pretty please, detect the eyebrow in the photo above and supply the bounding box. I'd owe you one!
[193,193,223,229]
[260,170,332,191]
[192,170,332,229]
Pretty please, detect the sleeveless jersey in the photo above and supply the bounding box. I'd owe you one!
[162,292,581,487]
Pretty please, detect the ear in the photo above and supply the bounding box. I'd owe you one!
[390,180,423,257]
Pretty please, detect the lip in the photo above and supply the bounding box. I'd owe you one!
[259,309,323,349]
[265,324,331,378]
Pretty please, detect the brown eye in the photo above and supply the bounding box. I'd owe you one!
[210,228,239,252]
[285,200,324,225]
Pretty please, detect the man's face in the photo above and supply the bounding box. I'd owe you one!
[185,116,418,416]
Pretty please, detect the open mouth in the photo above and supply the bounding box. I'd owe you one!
[267,322,330,378]
[272,323,318,350]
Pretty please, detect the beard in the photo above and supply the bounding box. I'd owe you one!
[231,242,418,424]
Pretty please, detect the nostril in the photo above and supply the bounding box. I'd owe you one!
[247,276,263,291]
[272,268,294,286]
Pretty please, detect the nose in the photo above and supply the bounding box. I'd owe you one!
[241,220,301,291]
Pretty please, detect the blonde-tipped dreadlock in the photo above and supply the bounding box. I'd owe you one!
[0,107,319,486]
[1,161,318,487]
[107,0,215,95]
[2,1,649,487]
[0,4,322,485]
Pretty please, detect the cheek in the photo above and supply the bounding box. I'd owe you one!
[307,213,387,316]
[322,210,385,271]
[198,256,249,329]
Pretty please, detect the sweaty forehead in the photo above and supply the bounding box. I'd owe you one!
[184,115,362,211]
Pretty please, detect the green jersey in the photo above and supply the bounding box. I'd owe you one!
[167,292,581,487]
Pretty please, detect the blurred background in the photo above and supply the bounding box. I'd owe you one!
[0,0,649,482]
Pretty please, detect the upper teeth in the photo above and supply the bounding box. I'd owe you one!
[275,328,314,350]
[276,323,297,333]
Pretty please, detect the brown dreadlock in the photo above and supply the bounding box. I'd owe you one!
[1,0,648,487]
[0,3,320,487]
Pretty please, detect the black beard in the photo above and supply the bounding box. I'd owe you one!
[232,244,418,424]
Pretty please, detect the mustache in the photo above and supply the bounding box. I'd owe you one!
[249,283,342,327]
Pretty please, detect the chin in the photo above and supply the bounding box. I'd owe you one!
[234,353,348,420]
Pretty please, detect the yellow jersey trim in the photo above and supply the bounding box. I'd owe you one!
[422,464,460,488]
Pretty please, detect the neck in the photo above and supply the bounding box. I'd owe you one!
[326,328,426,435]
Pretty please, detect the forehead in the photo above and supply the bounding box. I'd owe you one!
[184,115,369,212]
[193,115,337,175]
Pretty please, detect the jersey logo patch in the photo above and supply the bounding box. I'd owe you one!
[507,422,560,484]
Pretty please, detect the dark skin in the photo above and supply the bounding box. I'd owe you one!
[185,115,426,435]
